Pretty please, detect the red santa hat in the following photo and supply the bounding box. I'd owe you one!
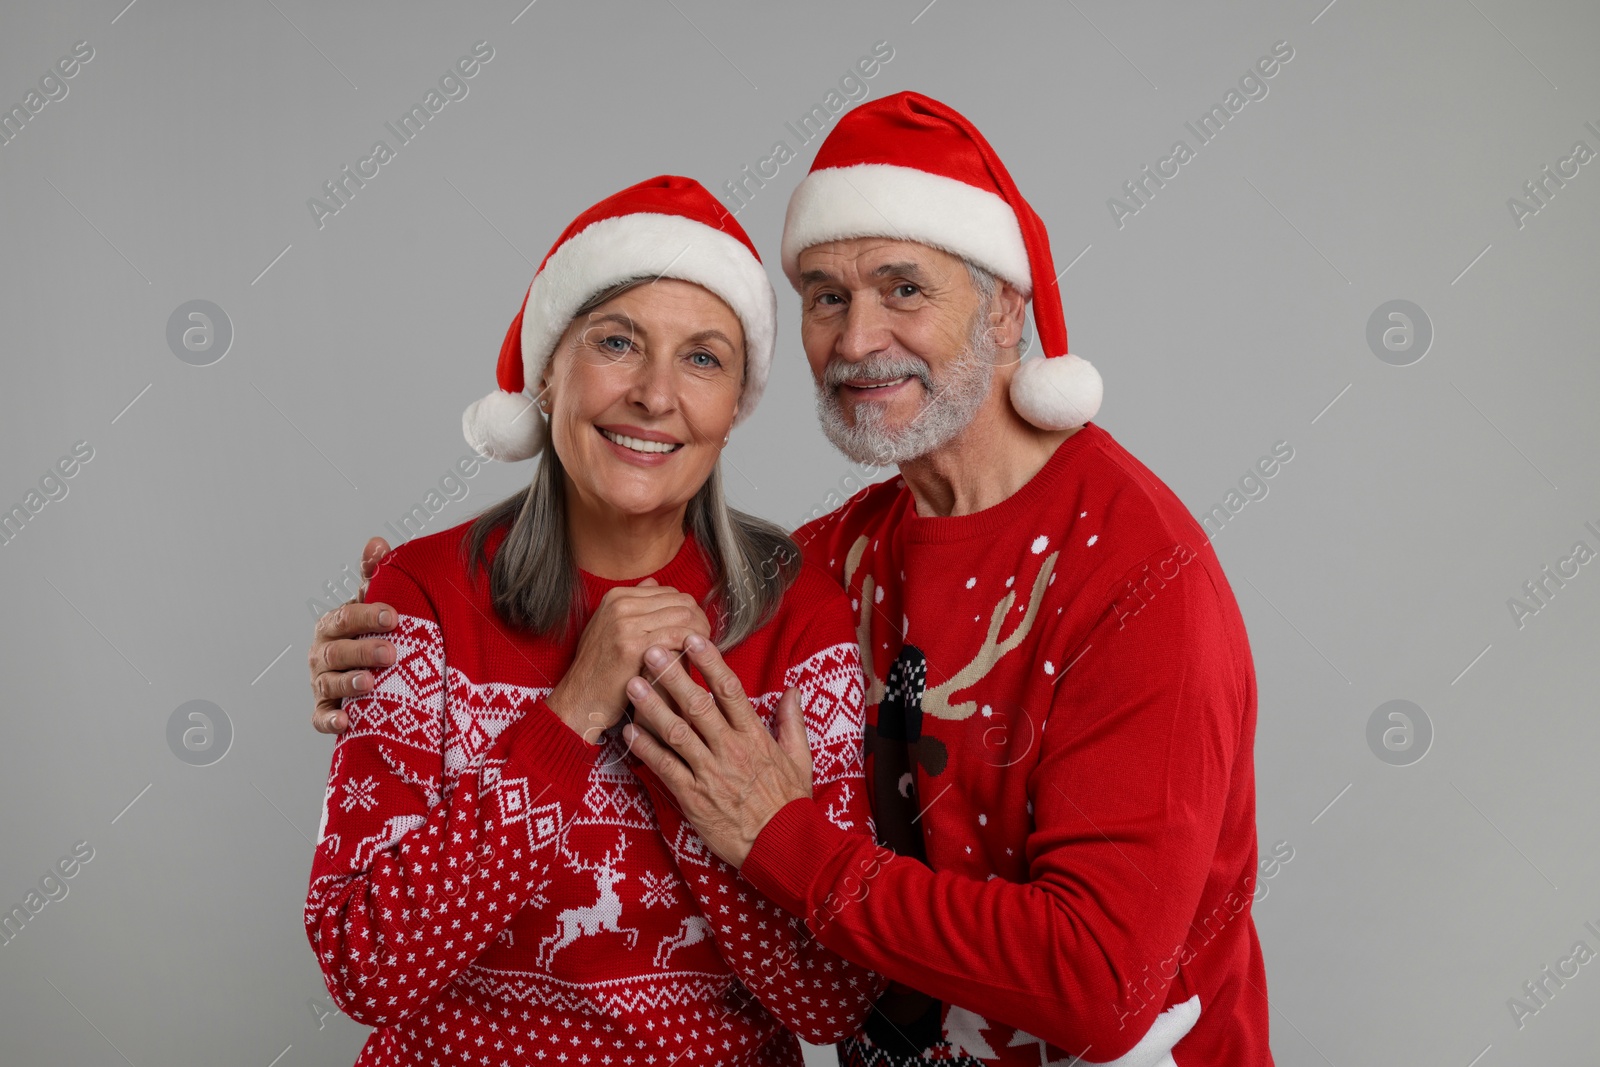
[463,175,777,462]
[780,92,1101,430]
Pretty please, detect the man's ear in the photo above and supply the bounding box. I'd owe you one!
[989,281,1029,352]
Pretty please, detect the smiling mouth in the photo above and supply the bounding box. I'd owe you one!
[841,376,912,392]
[598,427,684,454]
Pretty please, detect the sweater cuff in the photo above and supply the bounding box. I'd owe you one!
[741,796,852,920]
[504,696,601,800]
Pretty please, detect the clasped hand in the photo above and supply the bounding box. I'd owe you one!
[621,635,814,869]
[544,578,712,743]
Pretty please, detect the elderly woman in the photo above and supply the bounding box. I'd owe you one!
[305,176,882,1066]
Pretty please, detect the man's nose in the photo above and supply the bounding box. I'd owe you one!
[835,297,893,363]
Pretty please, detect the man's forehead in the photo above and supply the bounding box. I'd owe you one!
[796,236,959,279]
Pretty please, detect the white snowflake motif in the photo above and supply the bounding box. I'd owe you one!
[1031,535,1049,554]
[1086,534,1099,546]
[525,860,554,911]
[965,576,976,589]
[638,868,679,909]
[340,776,380,813]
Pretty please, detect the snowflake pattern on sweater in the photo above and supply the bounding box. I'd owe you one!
[305,522,886,1066]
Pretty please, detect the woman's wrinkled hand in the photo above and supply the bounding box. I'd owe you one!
[546,578,712,744]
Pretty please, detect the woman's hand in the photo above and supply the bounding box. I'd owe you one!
[546,578,712,744]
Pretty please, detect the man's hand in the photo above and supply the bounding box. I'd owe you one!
[310,537,398,735]
[621,634,813,868]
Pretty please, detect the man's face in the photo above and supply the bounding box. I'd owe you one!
[797,237,999,465]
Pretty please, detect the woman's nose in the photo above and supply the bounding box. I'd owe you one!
[623,357,676,414]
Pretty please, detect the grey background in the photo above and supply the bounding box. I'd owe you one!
[1,0,1597,1064]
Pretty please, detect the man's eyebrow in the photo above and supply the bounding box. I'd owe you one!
[799,262,933,288]
[869,261,932,283]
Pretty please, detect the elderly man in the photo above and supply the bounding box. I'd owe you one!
[310,93,1272,1065]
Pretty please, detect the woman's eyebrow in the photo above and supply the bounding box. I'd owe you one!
[683,329,735,349]
[586,312,646,337]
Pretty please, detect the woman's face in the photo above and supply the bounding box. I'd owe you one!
[540,278,745,522]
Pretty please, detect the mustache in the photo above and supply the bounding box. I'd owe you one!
[821,353,934,392]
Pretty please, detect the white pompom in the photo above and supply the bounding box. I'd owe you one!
[1009,353,1103,430]
[461,390,543,462]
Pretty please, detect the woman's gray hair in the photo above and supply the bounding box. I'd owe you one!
[464,279,800,650]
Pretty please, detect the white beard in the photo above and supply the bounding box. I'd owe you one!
[814,309,997,466]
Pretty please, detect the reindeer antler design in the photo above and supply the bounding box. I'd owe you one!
[565,831,629,875]
[845,535,887,707]
[923,552,1059,721]
[376,743,441,810]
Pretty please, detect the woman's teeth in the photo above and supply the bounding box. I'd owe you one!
[599,428,681,454]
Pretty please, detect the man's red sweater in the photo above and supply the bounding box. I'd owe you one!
[741,423,1274,1065]
[306,522,885,1066]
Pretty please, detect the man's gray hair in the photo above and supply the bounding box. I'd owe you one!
[964,260,998,306]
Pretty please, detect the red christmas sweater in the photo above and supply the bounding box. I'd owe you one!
[742,423,1273,1066]
[306,520,886,1066]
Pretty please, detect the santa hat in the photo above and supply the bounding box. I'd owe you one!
[463,175,778,462]
[780,92,1101,430]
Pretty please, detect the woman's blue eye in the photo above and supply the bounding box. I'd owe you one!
[689,350,721,368]
[601,335,631,353]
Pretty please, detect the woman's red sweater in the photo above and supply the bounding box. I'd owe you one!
[306,521,884,1066]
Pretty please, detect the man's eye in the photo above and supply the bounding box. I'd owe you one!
[815,293,843,306]
[892,284,919,298]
